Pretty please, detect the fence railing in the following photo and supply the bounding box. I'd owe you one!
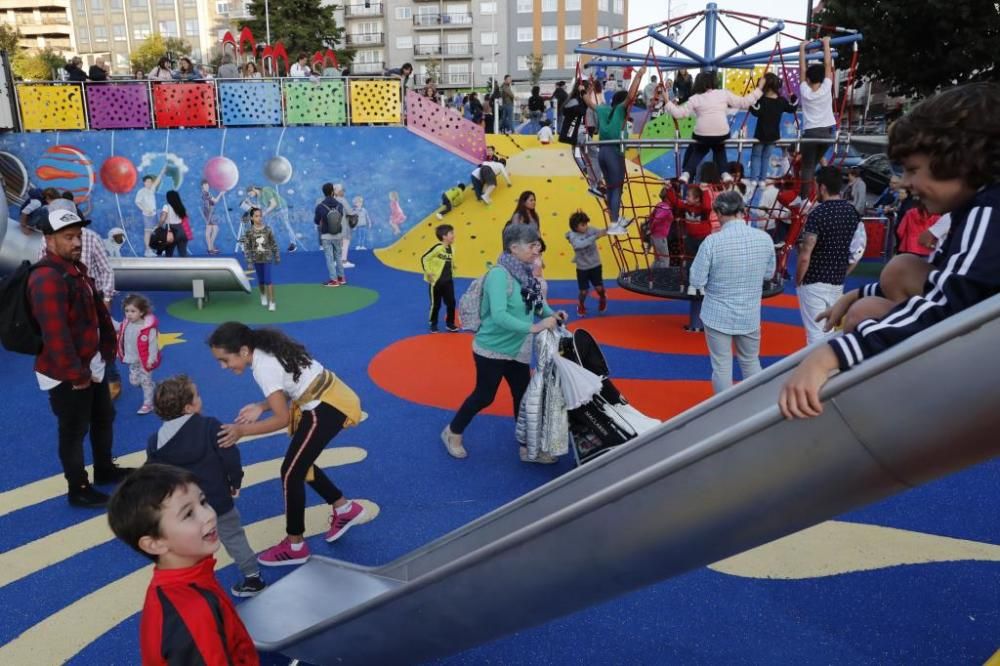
[413,13,473,27]
[11,77,406,132]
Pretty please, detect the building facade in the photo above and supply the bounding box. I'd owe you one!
[67,0,238,74]
[0,0,75,55]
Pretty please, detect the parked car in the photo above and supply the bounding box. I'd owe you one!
[858,153,900,195]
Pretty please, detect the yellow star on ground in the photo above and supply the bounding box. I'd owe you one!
[158,332,185,348]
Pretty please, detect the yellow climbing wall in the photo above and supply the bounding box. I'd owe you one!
[374,137,660,281]
[723,65,768,96]
[349,80,402,124]
[17,83,86,131]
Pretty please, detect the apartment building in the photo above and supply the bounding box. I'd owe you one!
[68,0,237,74]
[0,0,75,55]
[508,0,627,81]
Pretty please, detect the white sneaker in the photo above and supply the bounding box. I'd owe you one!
[268,302,276,312]
[678,171,690,184]
[343,261,355,268]
[606,223,627,236]
[260,295,268,307]
[435,213,444,220]
[482,195,492,205]
[144,249,156,258]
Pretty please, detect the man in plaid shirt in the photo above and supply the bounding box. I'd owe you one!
[689,190,777,394]
[29,210,132,508]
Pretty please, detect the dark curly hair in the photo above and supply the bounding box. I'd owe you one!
[108,464,198,562]
[888,83,1000,190]
[207,321,313,382]
[153,374,196,421]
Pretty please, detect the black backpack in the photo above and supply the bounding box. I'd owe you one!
[0,259,70,355]
[321,203,343,235]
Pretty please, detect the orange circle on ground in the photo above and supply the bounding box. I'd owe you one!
[763,293,801,310]
[567,315,805,356]
[368,333,716,421]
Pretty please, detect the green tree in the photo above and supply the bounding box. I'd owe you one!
[0,24,21,55]
[818,0,1000,96]
[240,0,346,64]
[526,54,544,86]
[129,34,192,74]
[12,48,65,81]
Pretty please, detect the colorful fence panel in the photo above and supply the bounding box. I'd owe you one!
[219,80,283,126]
[284,80,346,125]
[638,116,697,165]
[349,80,401,124]
[404,91,485,164]
[152,82,218,128]
[16,83,86,131]
[86,82,152,129]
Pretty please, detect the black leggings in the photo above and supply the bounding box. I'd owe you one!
[450,352,531,436]
[684,133,730,180]
[281,402,346,536]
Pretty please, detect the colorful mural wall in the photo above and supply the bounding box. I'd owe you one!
[0,127,472,255]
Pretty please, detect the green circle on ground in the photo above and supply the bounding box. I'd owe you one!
[167,283,379,324]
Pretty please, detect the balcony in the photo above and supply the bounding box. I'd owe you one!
[445,71,472,86]
[345,32,384,47]
[351,61,385,75]
[413,42,473,59]
[413,13,473,29]
[344,3,383,18]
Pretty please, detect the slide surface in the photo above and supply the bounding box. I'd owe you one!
[238,293,1000,665]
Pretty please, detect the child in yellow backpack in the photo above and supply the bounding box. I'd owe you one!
[435,183,467,220]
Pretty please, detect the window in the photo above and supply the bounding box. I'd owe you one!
[216,1,230,12]
[480,1,496,15]
[516,27,532,42]
[92,0,103,10]
[185,18,198,36]
[541,0,556,10]
[540,25,556,41]
[516,0,532,13]
[396,36,413,50]
[115,52,129,68]
[157,0,172,6]
[355,49,383,64]
[133,23,150,39]
[565,52,580,67]
[78,27,89,42]
[597,25,609,37]
[516,55,529,71]
[75,0,86,13]
[157,20,177,36]
[110,0,122,7]
[481,61,497,76]
[185,0,196,5]
[480,31,496,46]
[564,24,580,40]
[113,24,126,40]
[613,0,624,13]
[131,0,146,7]
[542,53,557,70]
[394,6,411,20]
[94,25,108,40]
[565,0,580,9]
[597,0,608,10]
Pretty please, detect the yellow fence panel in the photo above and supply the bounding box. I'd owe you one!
[17,83,87,131]
[349,80,402,124]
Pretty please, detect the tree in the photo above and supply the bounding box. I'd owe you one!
[425,62,440,85]
[241,0,346,61]
[0,24,21,56]
[818,0,1000,96]
[527,53,544,86]
[129,34,192,74]
[12,48,65,81]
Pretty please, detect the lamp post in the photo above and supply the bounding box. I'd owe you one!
[264,0,271,45]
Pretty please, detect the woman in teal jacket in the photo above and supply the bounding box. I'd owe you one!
[442,224,567,459]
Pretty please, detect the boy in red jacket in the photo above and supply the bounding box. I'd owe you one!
[108,464,260,665]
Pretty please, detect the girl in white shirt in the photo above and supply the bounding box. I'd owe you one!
[210,322,368,566]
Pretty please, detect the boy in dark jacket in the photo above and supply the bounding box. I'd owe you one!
[146,375,265,597]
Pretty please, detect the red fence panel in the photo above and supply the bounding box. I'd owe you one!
[152,82,217,128]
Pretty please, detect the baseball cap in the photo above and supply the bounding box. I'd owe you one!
[43,209,89,234]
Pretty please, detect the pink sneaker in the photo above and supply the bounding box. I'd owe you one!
[137,404,153,415]
[257,537,310,567]
[325,501,367,543]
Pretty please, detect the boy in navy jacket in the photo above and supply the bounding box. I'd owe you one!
[780,83,1000,418]
[146,374,266,596]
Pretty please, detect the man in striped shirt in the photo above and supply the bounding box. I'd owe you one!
[780,83,1000,419]
[689,191,776,393]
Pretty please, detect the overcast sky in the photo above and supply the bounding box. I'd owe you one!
[627,0,811,60]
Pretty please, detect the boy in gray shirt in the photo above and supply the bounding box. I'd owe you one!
[565,210,609,316]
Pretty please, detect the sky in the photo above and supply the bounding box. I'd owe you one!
[627,0,811,63]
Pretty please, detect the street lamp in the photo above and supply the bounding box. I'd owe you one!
[264,0,271,45]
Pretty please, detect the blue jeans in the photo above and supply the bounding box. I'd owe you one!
[500,104,513,133]
[321,237,344,279]
[749,142,774,181]
[353,226,369,248]
[597,144,626,222]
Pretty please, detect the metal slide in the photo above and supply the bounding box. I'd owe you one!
[238,294,1000,665]
[0,207,251,293]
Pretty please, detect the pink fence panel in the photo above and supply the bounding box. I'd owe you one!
[404,91,486,164]
[86,82,152,129]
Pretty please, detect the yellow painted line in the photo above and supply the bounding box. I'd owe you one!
[985,648,1000,666]
[0,429,285,518]
[0,499,380,665]
[0,447,366,590]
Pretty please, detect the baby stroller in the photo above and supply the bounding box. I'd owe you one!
[557,328,660,464]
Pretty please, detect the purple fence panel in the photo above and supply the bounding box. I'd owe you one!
[86,82,152,129]
[404,90,485,164]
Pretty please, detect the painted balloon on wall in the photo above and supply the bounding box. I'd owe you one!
[99,156,138,194]
[203,156,240,192]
